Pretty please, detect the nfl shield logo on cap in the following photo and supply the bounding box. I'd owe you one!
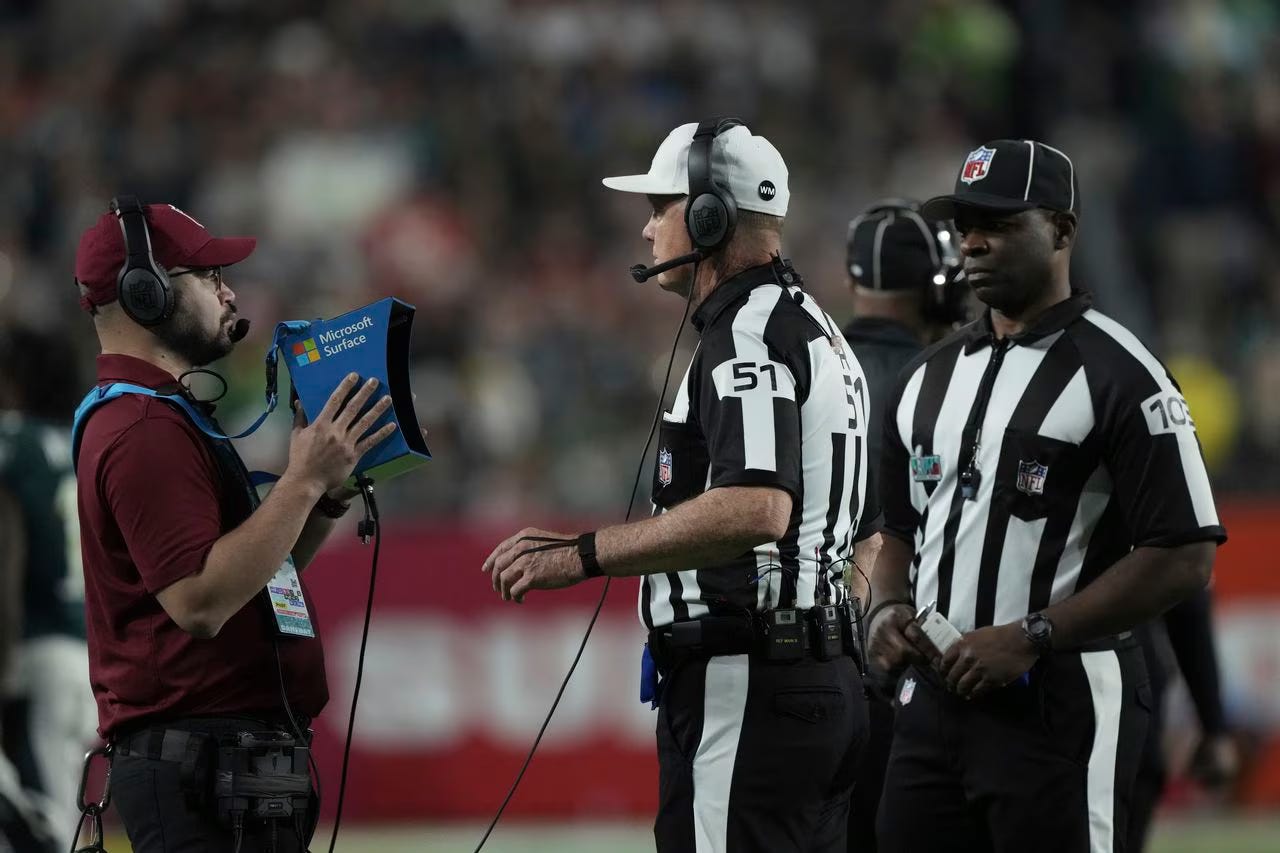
[961,146,996,185]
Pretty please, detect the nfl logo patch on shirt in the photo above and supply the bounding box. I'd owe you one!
[658,447,673,487]
[961,145,996,184]
[911,453,943,483]
[1016,459,1048,496]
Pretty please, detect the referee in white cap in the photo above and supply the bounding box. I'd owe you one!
[867,139,1225,853]
[484,119,880,852]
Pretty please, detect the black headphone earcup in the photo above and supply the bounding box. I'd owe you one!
[119,268,172,326]
[686,190,735,252]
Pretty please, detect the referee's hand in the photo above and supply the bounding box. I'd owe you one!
[867,604,932,677]
[938,623,1038,700]
[483,527,585,603]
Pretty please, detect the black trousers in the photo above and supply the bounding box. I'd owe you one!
[654,654,867,853]
[847,694,894,853]
[877,644,1151,853]
[111,717,318,853]
[1127,625,1172,853]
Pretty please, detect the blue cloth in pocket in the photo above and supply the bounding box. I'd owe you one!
[640,643,660,709]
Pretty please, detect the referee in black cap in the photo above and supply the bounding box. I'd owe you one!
[867,139,1226,853]
[840,199,968,853]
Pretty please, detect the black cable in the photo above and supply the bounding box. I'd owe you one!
[472,261,701,853]
[272,637,323,810]
[326,478,380,853]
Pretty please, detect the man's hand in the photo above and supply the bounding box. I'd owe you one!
[285,374,397,494]
[1188,733,1241,791]
[483,527,586,603]
[322,426,430,504]
[867,604,932,678]
[938,622,1038,700]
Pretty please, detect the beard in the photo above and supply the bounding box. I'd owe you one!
[150,286,236,366]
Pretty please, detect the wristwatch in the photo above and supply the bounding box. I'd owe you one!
[1021,612,1054,656]
[315,492,351,519]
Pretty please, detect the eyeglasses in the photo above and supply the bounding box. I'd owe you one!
[168,266,224,289]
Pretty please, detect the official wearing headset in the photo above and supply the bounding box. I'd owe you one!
[840,199,969,852]
[69,198,397,852]
[483,120,879,852]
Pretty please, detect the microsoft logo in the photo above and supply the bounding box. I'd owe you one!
[292,339,321,366]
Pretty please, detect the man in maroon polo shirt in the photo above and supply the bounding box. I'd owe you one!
[71,201,397,852]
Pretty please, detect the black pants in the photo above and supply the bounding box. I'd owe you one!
[654,653,867,853]
[111,717,317,853]
[1127,625,1172,853]
[877,644,1151,853]
[846,694,893,853]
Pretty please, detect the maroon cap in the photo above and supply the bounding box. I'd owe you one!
[74,203,257,312]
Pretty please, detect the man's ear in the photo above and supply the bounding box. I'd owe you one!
[1053,211,1078,250]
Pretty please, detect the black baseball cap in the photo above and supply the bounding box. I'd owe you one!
[921,139,1078,220]
[846,200,946,292]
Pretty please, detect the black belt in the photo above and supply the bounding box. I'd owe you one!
[647,614,850,672]
[113,715,312,759]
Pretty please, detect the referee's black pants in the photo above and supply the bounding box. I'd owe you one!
[655,654,868,853]
[877,642,1151,853]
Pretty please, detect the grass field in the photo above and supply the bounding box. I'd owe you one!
[96,815,1280,852]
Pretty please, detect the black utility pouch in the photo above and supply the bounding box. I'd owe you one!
[762,608,808,661]
[807,604,844,661]
[214,731,313,829]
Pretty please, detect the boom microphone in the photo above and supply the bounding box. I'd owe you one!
[630,250,705,283]
[229,318,250,342]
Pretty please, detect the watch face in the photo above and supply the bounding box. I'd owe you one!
[1025,614,1052,649]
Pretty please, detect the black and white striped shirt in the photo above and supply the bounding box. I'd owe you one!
[641,259,878,631]
[882,291,1227,634]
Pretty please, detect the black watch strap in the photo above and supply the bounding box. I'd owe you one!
[577,531,603,578]
[315,492,351,519]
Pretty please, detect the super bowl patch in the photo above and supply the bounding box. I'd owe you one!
[911,453,943,483]
[1016,459,1048,496]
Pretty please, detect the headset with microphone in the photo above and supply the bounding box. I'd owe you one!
[845,198,966,324]
[630,117,744,283]
[111,195,251,342]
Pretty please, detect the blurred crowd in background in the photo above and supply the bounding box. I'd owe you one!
[1,0,1278,518]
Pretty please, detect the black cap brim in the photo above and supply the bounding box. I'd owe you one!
[921,193,1039,221]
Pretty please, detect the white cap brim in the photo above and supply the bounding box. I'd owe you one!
[601,173,683,195]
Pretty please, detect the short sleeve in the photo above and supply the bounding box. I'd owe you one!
[1080,316,1226,548]
[100,415,224,593]
[880,374,920,545]
[701,356,802,499]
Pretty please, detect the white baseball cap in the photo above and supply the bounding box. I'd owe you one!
[602,122,790,217]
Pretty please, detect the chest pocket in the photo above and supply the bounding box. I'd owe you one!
[995,428,1090,521]
[652,419,710,510]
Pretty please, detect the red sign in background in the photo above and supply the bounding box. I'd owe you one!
[305,521,658,821]
[304,504,1280,822]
